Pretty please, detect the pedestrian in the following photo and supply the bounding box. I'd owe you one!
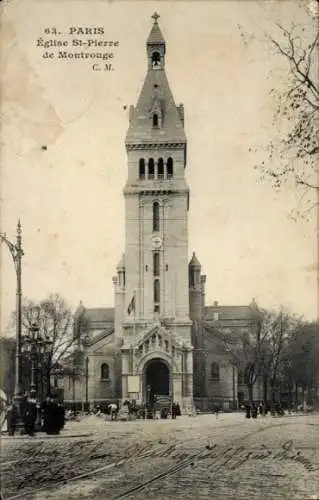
[50,394,63,434]
[245,403,251,419]
[57,400,65,432]
[251,403,258,419]
[172,403,177,419]
[6,403,18,436]
[108,402,118,421]
[214,405,219,418]
[23,393,37,436]
[41,394,52,433]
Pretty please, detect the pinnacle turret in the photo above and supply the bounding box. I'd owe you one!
[147,12,165,46]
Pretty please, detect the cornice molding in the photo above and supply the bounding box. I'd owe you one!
[126,142,185,151]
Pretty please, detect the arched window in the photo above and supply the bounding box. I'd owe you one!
[153,252,160,276]
[157,158,164,179]
[189,269,195,288]
[139,158,145,179]
[167,157,173,179]
[101,363,109,380]
[118,270,125,287]
[148,158,154,179]
[152,51,161,68]
[153,201,160,231]
[154,279,160,312]
[153,114,159,128]
[211,362,220,381]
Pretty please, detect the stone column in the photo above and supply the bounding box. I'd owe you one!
[122,376,128,399]
[121,350,129,399]
[173,373,182,405]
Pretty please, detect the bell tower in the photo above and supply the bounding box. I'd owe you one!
[115,14,193,410]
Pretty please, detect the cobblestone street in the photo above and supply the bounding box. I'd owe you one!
[1,413,319,500]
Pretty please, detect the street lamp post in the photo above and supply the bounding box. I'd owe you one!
[0,221,24,415]
[22,322,52,429]
[22,322,53,394]
[23,323,40,393]
[85,356,89,411]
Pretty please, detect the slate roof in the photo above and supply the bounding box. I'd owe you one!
[126,69,186,146]
[84,308,114,324]
[147,20,165,45]
[205,305,252,321]
[189,252,201,267]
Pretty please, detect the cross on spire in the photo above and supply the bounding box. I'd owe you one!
[152,12,160,24]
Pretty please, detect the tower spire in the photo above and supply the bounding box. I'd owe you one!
[147,12,165,69]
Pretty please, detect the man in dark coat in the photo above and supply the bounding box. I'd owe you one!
[245,403,251,419]
[53,395,65,433]
[251,403,258,418]
[41,394,53,433]
[44,394,63,434]
[23,393,37,436]
[6,403,18,436]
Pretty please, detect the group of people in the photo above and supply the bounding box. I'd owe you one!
[41,394,65,434]
[244,401,286,419]
[5,391,38,436]
[245,402,263,419]
[92,400,182,420]
[3,392,65,436]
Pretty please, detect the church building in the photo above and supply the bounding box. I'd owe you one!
[63,14,258,412]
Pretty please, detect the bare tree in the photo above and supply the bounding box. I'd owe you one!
[261,309,296,404]
[255,7,319,217]
[0,337,16,399]
[12,294,89,394]
[285,320,319,406]
[231,305,294,402]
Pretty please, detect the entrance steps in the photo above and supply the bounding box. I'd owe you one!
[153,395,171,411]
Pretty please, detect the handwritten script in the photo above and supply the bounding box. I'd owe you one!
[201,440,318,472]
[136,440,318,473]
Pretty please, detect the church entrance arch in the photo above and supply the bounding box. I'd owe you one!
[144,358,170,404]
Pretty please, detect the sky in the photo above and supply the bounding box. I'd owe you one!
[1,0,318,334]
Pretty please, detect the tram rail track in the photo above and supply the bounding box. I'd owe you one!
[113,419,318,499]
[1,418,317,500]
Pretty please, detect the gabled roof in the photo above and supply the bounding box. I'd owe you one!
[84,326,114,347]
[131,323,187,350]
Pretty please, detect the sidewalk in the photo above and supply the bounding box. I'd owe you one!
[1,427,93,440]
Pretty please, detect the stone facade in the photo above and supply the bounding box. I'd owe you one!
[62,16,258,412]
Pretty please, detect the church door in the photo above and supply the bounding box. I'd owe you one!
[145,358,170,403]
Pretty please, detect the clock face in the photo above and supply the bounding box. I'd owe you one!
[152,235,163,248]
